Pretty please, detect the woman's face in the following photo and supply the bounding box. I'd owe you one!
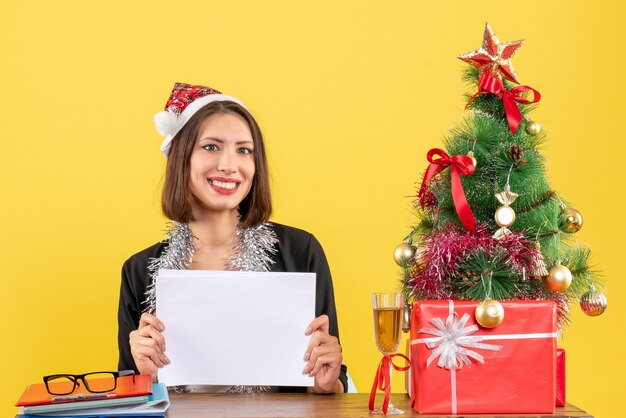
[188,112,256,217]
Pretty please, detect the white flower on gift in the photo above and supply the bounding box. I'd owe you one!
[418,312,502,370]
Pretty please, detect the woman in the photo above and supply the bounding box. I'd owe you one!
[117,83,347,394]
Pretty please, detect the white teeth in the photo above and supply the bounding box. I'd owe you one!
[210,180,237,190]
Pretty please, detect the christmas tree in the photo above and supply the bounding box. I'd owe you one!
[397,23,607,329]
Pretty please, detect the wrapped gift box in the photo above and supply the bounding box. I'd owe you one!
[556,348,566,407]
[410,300,556,414]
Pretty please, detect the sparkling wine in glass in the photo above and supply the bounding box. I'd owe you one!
[371,293,404,415]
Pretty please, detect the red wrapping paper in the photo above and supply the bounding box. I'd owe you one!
[556,348,566,407]
[410,300,556,414]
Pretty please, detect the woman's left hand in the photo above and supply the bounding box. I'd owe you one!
[303,314,343,394]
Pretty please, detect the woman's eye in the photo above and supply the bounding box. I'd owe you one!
[202,144,219,152]
[238,147,253,155]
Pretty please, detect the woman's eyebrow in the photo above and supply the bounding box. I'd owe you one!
[198,137,253,145]
[198,136,225,142]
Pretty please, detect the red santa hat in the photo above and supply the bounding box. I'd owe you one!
[154,82,249,155]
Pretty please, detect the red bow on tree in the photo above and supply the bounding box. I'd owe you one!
[418,148,476,231]
[467,72,541,134]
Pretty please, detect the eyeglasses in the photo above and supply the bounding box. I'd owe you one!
[43,370,136,395]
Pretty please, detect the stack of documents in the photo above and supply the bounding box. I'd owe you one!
[16,376,169,417]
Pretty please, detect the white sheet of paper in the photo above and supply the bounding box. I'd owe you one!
[156,269,315,387]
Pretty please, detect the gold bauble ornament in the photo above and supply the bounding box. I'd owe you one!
[545,262,572,292]
[394,242,416,265]
[467,151,477,169]
[525,120,542,136]
[475,299,505,328]
[580,289,608,316]
[559,207,583,234]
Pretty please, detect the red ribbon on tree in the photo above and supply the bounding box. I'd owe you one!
[418,148,477,231]
[467,72,541,134]
[368,353,411,414]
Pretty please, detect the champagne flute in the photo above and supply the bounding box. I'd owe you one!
[372,293,404,415]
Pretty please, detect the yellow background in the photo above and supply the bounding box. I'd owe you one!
[1,1,624,417]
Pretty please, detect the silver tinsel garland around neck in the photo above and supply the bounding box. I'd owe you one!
[144,222,195,314]
[143,221,278,394]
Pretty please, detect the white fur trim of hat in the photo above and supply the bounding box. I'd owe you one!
[154,89,249,156]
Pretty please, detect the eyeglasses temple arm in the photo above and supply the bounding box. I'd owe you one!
[118,369,136,383]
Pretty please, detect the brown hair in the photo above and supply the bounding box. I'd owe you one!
[161,101,272,227]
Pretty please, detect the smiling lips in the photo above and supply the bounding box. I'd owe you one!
[208,177,240,195]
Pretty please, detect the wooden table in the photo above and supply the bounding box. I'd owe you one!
[167,393,593,417]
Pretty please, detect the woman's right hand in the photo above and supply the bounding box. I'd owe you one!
[129,313,170,381]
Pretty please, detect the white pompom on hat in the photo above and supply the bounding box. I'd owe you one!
[154,82,249,156]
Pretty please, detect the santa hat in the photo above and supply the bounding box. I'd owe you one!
[154,82,249,155]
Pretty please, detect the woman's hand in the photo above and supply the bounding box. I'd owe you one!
[303,314,343,394]
[129,313,171,381]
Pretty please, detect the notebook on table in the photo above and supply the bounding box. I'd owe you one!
[18,382,169,417]
[16,374,152,408]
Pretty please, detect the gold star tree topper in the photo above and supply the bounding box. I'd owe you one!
[458,23,525,84]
